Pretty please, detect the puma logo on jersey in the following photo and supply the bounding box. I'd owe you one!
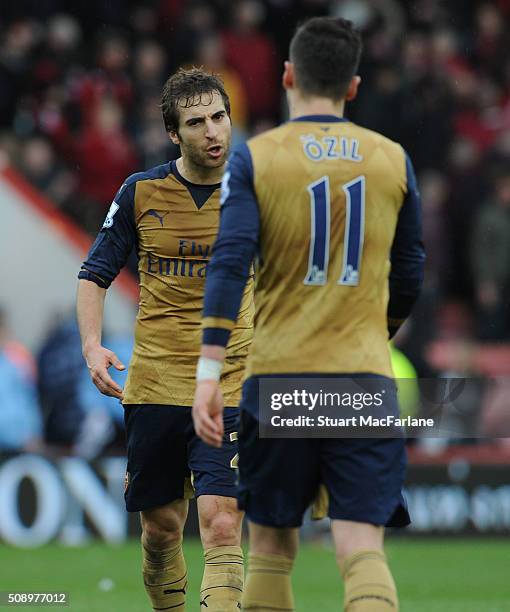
[147,209,169,226]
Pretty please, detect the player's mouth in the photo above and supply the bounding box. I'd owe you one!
[206,144,223,159]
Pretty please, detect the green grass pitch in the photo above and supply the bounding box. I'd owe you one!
[0,538,508,611]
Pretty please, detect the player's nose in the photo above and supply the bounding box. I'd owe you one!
[204,118,219,139]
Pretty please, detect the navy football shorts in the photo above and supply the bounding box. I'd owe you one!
[123,404,239,512]
[237,376,410,529]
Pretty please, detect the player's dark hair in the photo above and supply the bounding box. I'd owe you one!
[290,17,362,101]
[161,67,231,133]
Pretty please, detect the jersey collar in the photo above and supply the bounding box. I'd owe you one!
[170,160,221,190]
[170,160,220,210]
[290,115,350,123]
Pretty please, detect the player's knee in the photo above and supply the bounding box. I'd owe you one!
[141,511,184,549]
[142,519,182,549]
[260,538,298,559]
[332,520,384,565]
[200,510,242,547]
[249,525,299,559]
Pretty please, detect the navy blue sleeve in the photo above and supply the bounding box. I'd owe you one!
[387,154,426,338]
[78,181,137,288]
[202,143,260,346]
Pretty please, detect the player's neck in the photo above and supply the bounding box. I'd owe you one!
[288,94,345,120]
[176,157,224,185]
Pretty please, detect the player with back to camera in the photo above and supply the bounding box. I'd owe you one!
[193,17,425,611]
[76,68,254,611]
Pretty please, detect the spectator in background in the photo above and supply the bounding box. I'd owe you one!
[351,63,403,141]
[133,40,167,99]
[76,31,133,126]
[419,169,448,292]
[0,19,39,131]
[471,168,510,340]
[473,2,510,79]
[222,0,279,124]
[135,93,176,169]
[37,313,87,448]
[331,0,405,45]
[0,308,42,452]
[132,41,173,168]
[75,333,133,459]
[444,137,487,299]
[194,33,249,145]
[17,135,75,210]
[75,96,138,233]
[166,1,218,72]
[158,0,188,38]
[31,14,82,95]
[399,31,453,171]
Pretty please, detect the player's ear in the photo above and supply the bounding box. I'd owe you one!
[345,75,361,102]
[168,130,180,146]
[282,61,295,91]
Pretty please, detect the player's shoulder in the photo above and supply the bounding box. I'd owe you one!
[349,123,405,158]
[243,124,297,172]
[113,162,173,208]
[348,123,408,185]
[247,123,291,149]
[123,162,172,190]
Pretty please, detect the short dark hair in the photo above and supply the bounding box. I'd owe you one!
[161,67,231,133]
[289,17,362,101]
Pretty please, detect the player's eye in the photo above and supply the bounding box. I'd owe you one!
[213,112,226,121]
[188,119,202,126]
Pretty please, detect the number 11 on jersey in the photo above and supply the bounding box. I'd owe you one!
[304,175,365,286]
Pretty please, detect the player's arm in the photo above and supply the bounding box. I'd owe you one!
[387,154,426,338]
[193,144,260,446]
[77,181,137,398]
[77,281,125,398]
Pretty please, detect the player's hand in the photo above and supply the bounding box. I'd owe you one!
[192,380,224,447]
[84,344,125,399]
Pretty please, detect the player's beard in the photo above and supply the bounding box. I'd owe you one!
[181,140,229,173]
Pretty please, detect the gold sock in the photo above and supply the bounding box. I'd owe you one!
[200,545,244,611]
[341,549,398,611]
[142,538,187,611]
[242,552,294,611]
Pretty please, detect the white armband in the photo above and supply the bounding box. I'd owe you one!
[196,357,223,382]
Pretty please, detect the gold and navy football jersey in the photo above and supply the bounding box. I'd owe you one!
[202,115,424,383]
[79,160,254,406]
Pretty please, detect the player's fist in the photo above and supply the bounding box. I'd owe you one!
[192,380,224,447]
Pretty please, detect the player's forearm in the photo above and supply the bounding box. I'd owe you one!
[76,279,107,353]
[202,277,249,347]
[388,252,425,334]
[387,287,421,338]
[201,345,226,362]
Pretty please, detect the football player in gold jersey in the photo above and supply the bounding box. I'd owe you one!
[77,68,253,611]
[193,18,425,612]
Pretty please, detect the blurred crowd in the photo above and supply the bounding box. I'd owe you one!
[0,306,131,456]
[2,0,510,452]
